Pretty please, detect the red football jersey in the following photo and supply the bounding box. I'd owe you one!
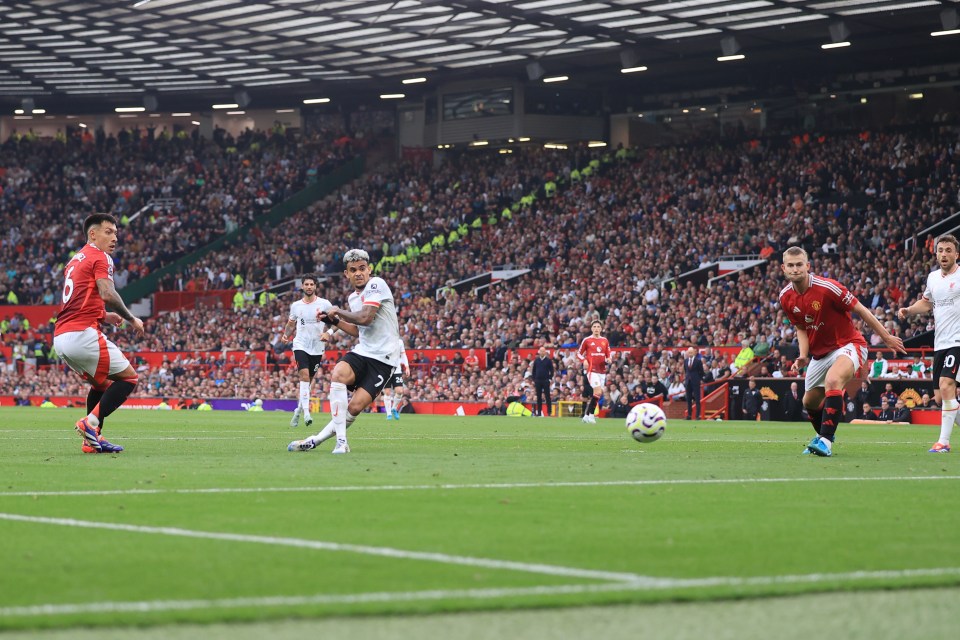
[578,336,611,374]
[779,274,866,359]
[55,244,113,336]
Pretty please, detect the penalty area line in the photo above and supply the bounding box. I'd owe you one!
[3,567,960,618]
[3,475,960,498]
[0,512,640,583]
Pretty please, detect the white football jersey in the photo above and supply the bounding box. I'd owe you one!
[347,277,401,366]
[923,266,960,351]
[289,297,333,356]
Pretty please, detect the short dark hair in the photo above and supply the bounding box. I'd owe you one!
[83,213,118,239]
[301,274,318,286]
[591,320,603,329]
[936,234,960,253]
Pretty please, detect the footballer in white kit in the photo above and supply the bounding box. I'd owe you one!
[280,274,334,427]
[898,234,960,453]
[288,249,402,455]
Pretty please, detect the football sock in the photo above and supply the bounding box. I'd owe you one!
[313,412,356,445]
[587,396,599,415]
[384,394,393,415]
[86,386,106,428]
[91,378,138,424]
[939,397,958,446]
[298,381,310,412]
[808,401,824,436]
[330,382,348,442]
[394,391,403,412]
[819,389,843,442]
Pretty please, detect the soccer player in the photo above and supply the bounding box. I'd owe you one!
[280,274,334,428]
[779,246,905,456]
[381,338,410,421]
[288,249,401,454]
[897,234,960,452]
[53,213,145,453]
[577,320,611,424]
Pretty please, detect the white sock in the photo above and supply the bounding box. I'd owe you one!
[393,392,403,411]
[299,381,310,412]
[86,413,100,428]
[939,398,958,446]
[383,394,393,414]
[313,413,356,445]
[330,382,348,442]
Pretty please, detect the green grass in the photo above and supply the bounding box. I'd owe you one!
[1,407,958,636]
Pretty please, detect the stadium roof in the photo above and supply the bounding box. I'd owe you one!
[0,0,958,111]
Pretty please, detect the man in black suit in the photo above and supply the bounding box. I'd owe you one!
[783,380,804,421]
[683,347,705,420]
[876,398,895,421]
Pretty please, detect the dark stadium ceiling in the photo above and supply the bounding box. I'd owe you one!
[1,0,959,112]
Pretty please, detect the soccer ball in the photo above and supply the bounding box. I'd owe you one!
[626,403,666,443]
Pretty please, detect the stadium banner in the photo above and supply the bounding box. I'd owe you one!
[726,377,936,424]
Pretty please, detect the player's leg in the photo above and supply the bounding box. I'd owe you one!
[544,383,552,418]
[931,348,959,452]
[289,359,357,452]
[808,346,861,456]
[392,381,405,420]
[383,387,394,419]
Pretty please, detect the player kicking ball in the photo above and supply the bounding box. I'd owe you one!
[288,249,402,454]
[779,246,905,456]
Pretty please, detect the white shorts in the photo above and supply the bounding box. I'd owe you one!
[805,343,868,391]
[587,372,607,389]
[54,328,131,387]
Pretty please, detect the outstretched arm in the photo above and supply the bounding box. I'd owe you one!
[897,298,932,320]
[853,301,905,354]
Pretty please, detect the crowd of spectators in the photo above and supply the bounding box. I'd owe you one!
[0,123,353,305]
[3,120,958,408]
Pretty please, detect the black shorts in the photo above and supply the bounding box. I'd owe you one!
[340,352,394,398]
[932,347,960,381]
[294,350,325,378]
[386,371,405,389]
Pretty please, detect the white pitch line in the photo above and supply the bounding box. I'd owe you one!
[4,566,960,618]
[2,475,959,498]
[0,512,641,583]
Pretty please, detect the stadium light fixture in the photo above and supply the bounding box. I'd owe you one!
[718,36,744,62]
[171,112,191,116]
[380,93,405,99]
[402,77,427,84]
[588,141,607,148]
[498,149,513,154]
[933,8,959,36]
[212,103,239,109]
[78,123,87,128]
[517,137,531,142]
[469,140,488,147]
[14,109,23,114]
[909,92,924,100]
[275,108,295,113]
[821,41,850,49]
[621,66,648,74]
[226,111,246,115]
[543,75,568,83]
[823,21,850,50]
[860,97,868,104]
[115,106,145,112]
[191,120,200,125]
[717,54,745,62]
[32,109,45,114]
[302,98,330,104]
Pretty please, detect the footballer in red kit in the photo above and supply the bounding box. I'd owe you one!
[577,320,611,423]
[53,213,145,454]
[779,246,904,456]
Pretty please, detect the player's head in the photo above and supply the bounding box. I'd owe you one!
[343,248,371,291]
[935,234,959,271]
[83,213,119,254]
[781,246,809,283]
[590,320,603,336]
[301,274,318,297]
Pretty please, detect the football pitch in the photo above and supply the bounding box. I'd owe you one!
[2,407,959,639]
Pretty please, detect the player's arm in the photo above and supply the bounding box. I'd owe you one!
[853,301,906,354]
[96,278,144,335]
[320,305,362,337]
[897,297,932,320]
[280,317,297,342]
[793,328,810,371]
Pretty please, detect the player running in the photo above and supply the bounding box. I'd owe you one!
[280,274,334,428]
[898,234,960,452]
[779,246,905,456]
[53,213,145,453]
[577,320,611,424]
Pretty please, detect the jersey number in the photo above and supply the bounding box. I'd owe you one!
[376,374,384,388]
[945,355,956,370]
[62,266,76,304]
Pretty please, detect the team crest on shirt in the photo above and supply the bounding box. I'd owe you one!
[811,301,821,311]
